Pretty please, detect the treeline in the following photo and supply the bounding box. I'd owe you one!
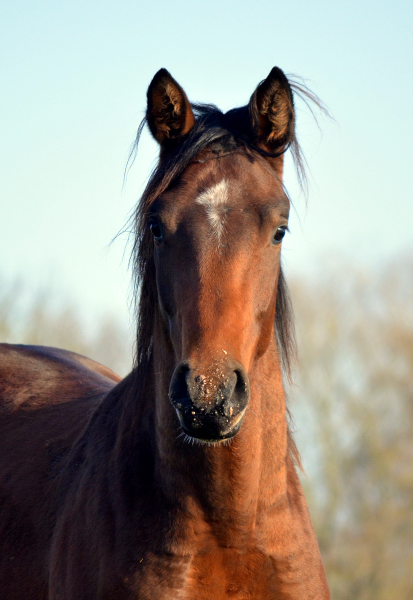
[1,260,412,598]
[0,278,133,376]
[289,258,413,600]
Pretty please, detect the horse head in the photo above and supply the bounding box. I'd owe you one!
[141,68,296,444]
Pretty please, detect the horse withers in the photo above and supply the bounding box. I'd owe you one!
[0,67,330,599]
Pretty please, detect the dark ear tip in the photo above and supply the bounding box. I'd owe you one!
[148,68,173,95]
[267,66,286,78]
[153,68,172,80]
[262,66,289,89]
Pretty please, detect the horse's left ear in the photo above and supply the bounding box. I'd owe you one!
[249,67,295,178]
[146,69,196,153]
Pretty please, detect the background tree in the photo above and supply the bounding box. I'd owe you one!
[289,257,413,599]
[0,276,133,376]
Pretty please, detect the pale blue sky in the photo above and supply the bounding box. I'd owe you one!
[1,0,412,326]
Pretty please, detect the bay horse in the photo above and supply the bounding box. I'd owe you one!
[0,67,330,599]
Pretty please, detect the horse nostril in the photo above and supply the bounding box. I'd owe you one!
[234,368,249,397]
[220,365,250,417]
[169,363,190,410]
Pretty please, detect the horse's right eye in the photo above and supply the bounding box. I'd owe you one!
[149,220,163,243]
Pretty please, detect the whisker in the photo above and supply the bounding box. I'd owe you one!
[247,406,258,417]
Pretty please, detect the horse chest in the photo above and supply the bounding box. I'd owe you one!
[125,549,279,600]
[181,551,278,600]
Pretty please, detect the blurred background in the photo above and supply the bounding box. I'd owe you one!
[1,0,412,596]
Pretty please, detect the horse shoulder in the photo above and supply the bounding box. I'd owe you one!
[0,343,121,489]
[0,343,121,598]
[0,343,120,407]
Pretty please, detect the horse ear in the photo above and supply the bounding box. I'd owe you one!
[146,69,196,150]
[249,67,295,178]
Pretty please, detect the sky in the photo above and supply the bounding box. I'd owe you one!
[1,0,412,329]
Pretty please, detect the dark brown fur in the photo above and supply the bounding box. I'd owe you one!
[0,68,329,599]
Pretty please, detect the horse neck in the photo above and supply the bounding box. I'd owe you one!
[150,323,290,542]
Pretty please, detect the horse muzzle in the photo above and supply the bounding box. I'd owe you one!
[169,360,250,442]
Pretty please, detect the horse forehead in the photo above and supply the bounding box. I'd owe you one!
[157,154,287,231]
[195,179,230,209]
[192,173,285,219]
[191,155,280,205]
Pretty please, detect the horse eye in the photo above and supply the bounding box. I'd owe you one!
[273,226,287,244]
[149,219,163,242]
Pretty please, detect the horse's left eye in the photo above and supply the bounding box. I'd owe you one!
[273,226,287,244]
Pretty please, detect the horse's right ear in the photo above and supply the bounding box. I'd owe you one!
[146,69,195,151]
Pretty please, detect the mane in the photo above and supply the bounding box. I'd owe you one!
[129,83,325,384]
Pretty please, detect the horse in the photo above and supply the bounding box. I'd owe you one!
[0,67,330,599]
